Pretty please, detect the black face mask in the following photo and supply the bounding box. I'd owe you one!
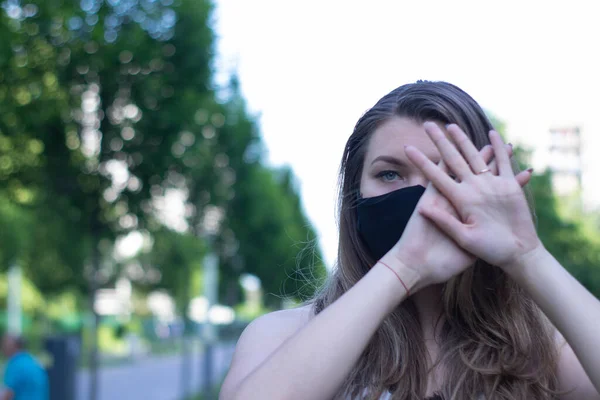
[356,185,426,261]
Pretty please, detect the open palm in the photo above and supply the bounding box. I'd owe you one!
[390,141,530,290]
[405,123,540,270]
[392,182,474,289]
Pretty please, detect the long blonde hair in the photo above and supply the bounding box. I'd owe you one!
[312,81,564,399]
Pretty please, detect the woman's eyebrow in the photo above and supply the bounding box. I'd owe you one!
[371,155,441,166]
[370,155,409,167]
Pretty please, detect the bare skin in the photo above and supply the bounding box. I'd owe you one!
[407,122,600,400]
[219,118,598,400]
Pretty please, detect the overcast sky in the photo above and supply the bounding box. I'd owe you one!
[213,0,600,268]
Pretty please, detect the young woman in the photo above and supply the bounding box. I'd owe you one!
[219,81,600,399]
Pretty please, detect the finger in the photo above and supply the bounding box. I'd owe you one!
[506,143,514,158]
[446,124,487,174]
[423,122,472,180]
[479,145,494,165]
[438,159,450,175]
[515,168,533,187]
[405,145,458,201]
[489,130,512,177]
[484,144,513,175]
[423,142,512,180]
[418,205,469,247]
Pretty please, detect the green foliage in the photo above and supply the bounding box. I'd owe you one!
[0,0,325,312]
[219,88,327,307]
[145,227,205,311]
[530,170,600,296]
[486,112,507,138]
[0,196,31,266]
[513,147,600,297]
[0,272,45,313]
[487,112,600,296]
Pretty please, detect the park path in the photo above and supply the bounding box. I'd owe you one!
[77,342,235,400]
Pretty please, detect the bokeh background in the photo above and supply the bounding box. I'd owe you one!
[1,1,599,399]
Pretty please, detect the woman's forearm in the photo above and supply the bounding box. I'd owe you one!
[232,257,420,400]
[506,246,600,393]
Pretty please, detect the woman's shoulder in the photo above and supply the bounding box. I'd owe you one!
[220,304,316,398]
[231,303,316,362]
[243,304,315,339]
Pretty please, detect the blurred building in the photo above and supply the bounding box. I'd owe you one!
[508,118,599,213]
[547,126,582,196]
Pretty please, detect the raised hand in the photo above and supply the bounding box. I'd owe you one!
[404,122,540,270]
[388,139,527,291]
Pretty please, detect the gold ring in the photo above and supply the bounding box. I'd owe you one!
[477,168,491,175]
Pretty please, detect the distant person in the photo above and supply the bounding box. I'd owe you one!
[220,81,600,399]
[1,334,48,400]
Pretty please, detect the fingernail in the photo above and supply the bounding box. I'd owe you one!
[527,168,534,173]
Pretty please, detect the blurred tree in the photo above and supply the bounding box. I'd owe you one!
[0,0,218,397]
[218,83,327,308]
[1,1,326,397]
[146,227,205,312]
[1,0,326,303]
[487,110,600,297]
[0,195,31,267]
[527,167,600,297]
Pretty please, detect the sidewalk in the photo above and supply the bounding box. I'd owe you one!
[77,342,235,400]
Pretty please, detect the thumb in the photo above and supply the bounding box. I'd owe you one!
[419,205,468,246]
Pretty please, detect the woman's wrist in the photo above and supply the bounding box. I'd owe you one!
[501,243,549,282]
[377,254,422,297]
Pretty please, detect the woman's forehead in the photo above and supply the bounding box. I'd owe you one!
[365,117,442,163]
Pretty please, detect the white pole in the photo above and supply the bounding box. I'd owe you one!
[199,206,223,397]
[203,251,219,340]
[7,262,22,335]
[201,247,219,398]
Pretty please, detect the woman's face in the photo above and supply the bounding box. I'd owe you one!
[360,117,446,198]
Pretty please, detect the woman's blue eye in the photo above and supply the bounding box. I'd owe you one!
[376,170,401,182]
